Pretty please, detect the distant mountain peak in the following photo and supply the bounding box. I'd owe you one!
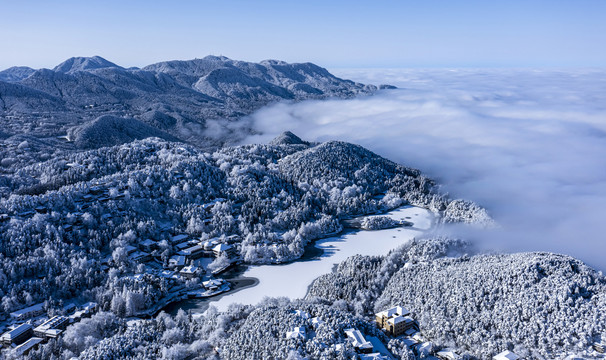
[201,55,231,62]
[0,66,36,82]
[269,131,308,146]
[53,56,123,74]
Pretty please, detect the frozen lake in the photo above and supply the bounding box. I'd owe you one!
[203,205,433,311]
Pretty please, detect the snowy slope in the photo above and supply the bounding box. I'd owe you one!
[0,66,36,82]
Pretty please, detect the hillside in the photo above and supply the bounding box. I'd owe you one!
[0,133,488,329]
[306,238,606,359]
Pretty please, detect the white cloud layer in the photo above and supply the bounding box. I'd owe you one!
[243,68,606,271]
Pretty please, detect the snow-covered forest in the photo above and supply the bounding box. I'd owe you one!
[307,238,606,359]
[0,133,486,323]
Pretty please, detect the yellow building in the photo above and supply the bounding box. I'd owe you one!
[375,306,415,336]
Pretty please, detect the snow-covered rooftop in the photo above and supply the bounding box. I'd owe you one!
[387,315,414,325]
[9,302,44,317]
[493,350,520,360]
[286,326,307,340]
[344,328,373,350]
[180,265,199,274]
[213,243,233,252]
[437,348,462,360]
[2,323,33,341]
[13,337,43,356]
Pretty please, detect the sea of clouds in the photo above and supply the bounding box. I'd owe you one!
[243,68,606,271]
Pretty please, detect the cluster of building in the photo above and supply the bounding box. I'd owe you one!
[374,306,533,360]
[1,302,98,356]
[166,235,235,269]
[285,310,392,360]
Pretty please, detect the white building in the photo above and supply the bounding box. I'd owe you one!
[286,326,307,340]
[344,328,374,353]
[169,255,186,268]
[493,350,520,360]
[437,348,462,360]
[375,306,410,320]
[203,278,225,291]
[9,302,45,321]
[213,243,233,257]
[179,265,200,279]
[34,315,69,339]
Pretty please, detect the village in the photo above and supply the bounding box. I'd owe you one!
[0,179,245,356]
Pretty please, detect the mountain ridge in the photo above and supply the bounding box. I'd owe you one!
[0,55,376,154]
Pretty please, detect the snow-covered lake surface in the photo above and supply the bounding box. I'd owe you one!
[207,205,433,311]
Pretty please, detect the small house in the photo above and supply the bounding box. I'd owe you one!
[63,303,76,314]
[202,278,225,291]
[159,270,176,279]
[34,206,47,213]
[493,351,520,360]
[179,265,200,279]
[212,243,233,257]
[175,242,193,251]
[344,328,373,353]
[437,348,462,360]
[169,255,186,269]
[286,326,307,340]
[81,302,98,315]
[416,342,434,357]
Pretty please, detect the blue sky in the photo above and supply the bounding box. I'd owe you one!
[1,0,605,69]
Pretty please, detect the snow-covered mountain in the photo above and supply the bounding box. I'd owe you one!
[0,55,376,151]
[53,56,124,74]
[0,66,36,82]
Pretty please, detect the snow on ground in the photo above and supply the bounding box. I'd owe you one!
[208,206,432,311]
[374,205,432,230]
